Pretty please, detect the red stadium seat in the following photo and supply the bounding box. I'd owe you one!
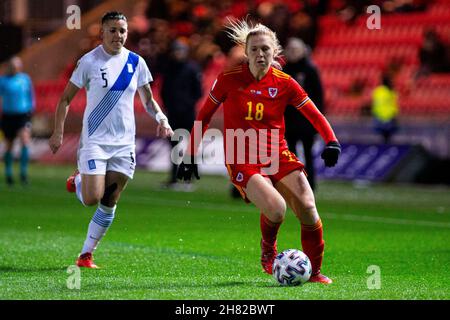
[314,1,450,117]
[33,1,448,119]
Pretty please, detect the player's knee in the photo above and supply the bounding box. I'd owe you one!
[302,200,317,216]
[83,194,102,206]
[266,197,286,223]
[81,188,103,206]
[19,131,31,145]
[83,197,100,206]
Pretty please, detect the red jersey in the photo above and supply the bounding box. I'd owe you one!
[192,63,337,165]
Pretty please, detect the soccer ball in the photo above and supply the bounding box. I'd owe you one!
[272,249,312,286]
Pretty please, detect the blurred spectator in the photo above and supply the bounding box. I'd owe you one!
[145,0,169,19]
[0,56,34,185]
[288,10,318,50]
[266,3,291,45]
[224,45,246,69]
[283,38,324,191]
[371,74,399,144]
[381,0,427,13]
[190,33,223,69]
[416,29,449,78]
[337,0,370,24]
[336,0,427,21]
[129,1,150,35]
[317,0,330,15]
[141,19,171,76]
[335,0,427,21]
[127,1,151,52]
[131,1,327,73]
[61,23,101,80]
[160,39,202,189]
[287,1,321,50]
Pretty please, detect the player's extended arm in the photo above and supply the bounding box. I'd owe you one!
[177,96,219,181]
[190,96,218,154]
[137,83,173,138]
[48,81,79,154]
[299,100,341,167]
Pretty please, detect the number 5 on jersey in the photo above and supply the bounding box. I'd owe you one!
[245,101,264,121]
[101,72,108,88]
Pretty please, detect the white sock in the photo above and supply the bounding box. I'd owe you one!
[74,174,85,206]
[81,204,116,254]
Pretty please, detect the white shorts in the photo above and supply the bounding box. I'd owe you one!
[77,144,136,179]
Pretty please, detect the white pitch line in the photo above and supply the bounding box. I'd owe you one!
[322,213,450,229]
[126,195,450,229]
[5,188,450,229]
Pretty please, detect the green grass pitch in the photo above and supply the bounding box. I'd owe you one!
[0,164,449,300]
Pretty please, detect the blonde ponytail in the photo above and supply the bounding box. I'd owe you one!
[225,18,283,69]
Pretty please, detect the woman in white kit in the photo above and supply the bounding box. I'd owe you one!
[49,12,173,268]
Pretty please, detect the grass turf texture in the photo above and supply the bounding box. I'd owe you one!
[0,164,449,300]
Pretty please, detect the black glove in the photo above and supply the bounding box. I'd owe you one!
[176,157,200,181]
[321,141,341,167]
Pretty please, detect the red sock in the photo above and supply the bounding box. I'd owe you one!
[301,219,325,276]
[260,213,281,245]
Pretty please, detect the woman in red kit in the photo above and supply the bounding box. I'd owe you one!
[177,20,341,284]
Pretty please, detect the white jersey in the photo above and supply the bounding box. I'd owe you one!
[70,45,152,147]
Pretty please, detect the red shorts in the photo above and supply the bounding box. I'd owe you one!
[226,148,305,202]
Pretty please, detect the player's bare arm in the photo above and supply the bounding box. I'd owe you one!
[137,83,173,138]
[48,81,79,154]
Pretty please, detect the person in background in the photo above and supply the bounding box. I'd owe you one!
[417,29,449,78]
[0,56,35,186]
[283,38,324,191]
[161,39,202,190]
[371,74,399,144]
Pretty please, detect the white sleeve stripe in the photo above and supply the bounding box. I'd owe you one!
[209,92,220,104]
[295,97,311,109]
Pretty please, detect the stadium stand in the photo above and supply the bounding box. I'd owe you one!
[1,0,449,166]
[24,0,449,121]
[313,2,450,116]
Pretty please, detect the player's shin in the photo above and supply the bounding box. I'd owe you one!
[260,213,281,274]
[20,146,29,180]
[81,204,116,254]
[301,219,325,276]
[260,213,281,245]
[4,151,13,180]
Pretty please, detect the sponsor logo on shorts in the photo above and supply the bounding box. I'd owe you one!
[236,172,244,182]
[88,159,96,170]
